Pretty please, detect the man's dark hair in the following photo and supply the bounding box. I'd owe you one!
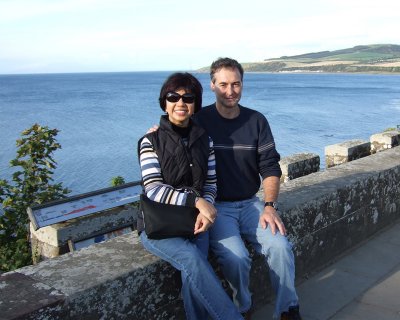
[210,57,244,83]
[159,72,203,113]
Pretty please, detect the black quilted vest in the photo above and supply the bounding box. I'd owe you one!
[143,115,209,194]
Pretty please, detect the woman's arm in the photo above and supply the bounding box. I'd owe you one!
[139,136,193,206]
[201,137,217,204]
[194,137,217,225]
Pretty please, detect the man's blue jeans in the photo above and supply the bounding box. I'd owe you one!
[209,196,299,318]
[140,231,243,320]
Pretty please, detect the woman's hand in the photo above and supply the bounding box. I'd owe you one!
[195,198,217,223]
[194,213,213,234]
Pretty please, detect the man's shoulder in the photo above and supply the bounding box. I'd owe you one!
[197,104,215,116]
[240,105,264,117]
[194,104,215,124]
[239,105,268,124]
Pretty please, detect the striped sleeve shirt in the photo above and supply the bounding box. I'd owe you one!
[139,136,217,206]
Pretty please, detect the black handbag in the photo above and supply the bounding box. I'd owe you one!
[140,193,199,239]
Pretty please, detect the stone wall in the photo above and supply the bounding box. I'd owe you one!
[28,130,400,262]
[278,146,400,277]
[1,146,399,319]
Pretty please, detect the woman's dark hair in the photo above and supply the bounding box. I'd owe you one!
[159,72,203,113]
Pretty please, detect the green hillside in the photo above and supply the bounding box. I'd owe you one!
[199,44,400,73]
[278,44,400,61]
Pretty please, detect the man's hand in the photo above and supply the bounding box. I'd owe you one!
[261,176,284,235]
[260,206,287,236]
[195,197,217,223]
[146,125,159,134]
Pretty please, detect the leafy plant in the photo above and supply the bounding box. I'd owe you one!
[111,176,126,187]
[384,126,400,132]
[0,124,70,271]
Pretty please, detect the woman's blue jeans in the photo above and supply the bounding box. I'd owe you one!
[140,231,243,320]
[209,196,299,318]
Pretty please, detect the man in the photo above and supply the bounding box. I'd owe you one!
[194,57,302,320]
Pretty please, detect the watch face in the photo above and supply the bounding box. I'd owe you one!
[265,202,278,209]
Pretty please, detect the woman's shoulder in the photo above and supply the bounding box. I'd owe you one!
[138,134,155,149]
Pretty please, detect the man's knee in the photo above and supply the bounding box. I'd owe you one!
[213,244,251,269]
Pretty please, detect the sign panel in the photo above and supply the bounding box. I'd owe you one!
[28,182,142,230]
[69,226,134,251]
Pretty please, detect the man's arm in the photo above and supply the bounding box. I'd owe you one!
[259,176,286,236]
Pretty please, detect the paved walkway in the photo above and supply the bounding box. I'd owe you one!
[253,221,400,320]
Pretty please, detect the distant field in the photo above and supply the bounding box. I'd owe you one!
[198,44,400,73]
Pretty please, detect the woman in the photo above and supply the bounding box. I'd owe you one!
[137,72,243,319]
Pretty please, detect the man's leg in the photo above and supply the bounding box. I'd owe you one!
[209,201,252,313]
[239,197,299,318]
[140,232,243,320]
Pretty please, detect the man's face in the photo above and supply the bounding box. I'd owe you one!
[210,67,242,109]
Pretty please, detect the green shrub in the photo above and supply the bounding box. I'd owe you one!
[0,124,70,271]
[383,126,400,132]
[111,176,126,187]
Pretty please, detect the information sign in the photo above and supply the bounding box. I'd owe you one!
[28,182,142,230]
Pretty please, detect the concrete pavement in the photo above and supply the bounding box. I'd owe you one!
[253,220,400,320]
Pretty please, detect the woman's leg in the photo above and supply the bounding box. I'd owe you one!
[140,232,243,320]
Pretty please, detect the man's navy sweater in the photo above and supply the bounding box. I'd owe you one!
[194,103,282,201]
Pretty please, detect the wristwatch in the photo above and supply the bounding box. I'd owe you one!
[264,201,278,210]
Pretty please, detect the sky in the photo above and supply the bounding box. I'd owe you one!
[1,0,400,74]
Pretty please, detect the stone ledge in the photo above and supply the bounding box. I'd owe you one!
[0,272,66,320]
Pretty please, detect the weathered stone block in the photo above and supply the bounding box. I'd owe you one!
[30,205,138,263]
[325,139,371,168]
[279,153,320,183]
[370,130,400,153]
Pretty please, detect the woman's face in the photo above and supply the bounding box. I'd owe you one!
[165,88,195,127]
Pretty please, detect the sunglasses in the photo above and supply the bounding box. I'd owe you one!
[165,92,195,104]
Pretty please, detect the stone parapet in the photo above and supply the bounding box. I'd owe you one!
[1,146,399,319]
[278,146,399,277]
[325,139,371,168]
[279,153,320,183]
[370,130,400,153]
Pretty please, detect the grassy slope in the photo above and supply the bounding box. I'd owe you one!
[199,44,400,73]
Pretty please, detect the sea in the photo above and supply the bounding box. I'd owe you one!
[1,72,400,196]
